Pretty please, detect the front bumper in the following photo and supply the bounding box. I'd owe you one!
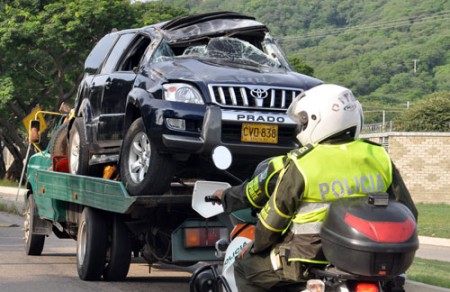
[143,100,298,158]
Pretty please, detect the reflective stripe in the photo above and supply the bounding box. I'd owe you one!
[296,202,330,214]
[288,258,329,264]
[259,215,284,232]
[259,200,292,232]
[292,203,330,224]
[272,167,292,219]
[290,221,323,234]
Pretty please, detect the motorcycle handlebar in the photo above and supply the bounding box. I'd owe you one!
[204,195,221,203]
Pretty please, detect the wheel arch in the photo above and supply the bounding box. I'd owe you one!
[124,87,152,126]
[123,87,159,144]
[71,98,93,144]
[23,184,33,203]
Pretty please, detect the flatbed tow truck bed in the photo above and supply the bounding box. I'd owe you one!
[34,169,192,214]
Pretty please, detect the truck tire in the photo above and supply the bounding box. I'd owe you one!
[103,215,131,281]
[77,207,107,281]
[69,117,90,175]
[120,117,174,196]
[48,121,69,156]
[24,194,45,255]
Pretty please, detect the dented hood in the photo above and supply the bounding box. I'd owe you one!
[151,58,322,89]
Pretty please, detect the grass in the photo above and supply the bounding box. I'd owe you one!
[409,204,450,288]
[407,258,450,288]
[0,179,21,188]
[416,203,450,238]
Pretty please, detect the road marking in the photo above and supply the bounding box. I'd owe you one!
[0,223,20,227]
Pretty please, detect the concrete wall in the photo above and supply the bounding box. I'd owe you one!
[361,132,450,204]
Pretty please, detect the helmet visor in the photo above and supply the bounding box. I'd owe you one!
[287,92,307,128]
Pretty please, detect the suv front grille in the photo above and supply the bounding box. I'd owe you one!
[208,84,302,111]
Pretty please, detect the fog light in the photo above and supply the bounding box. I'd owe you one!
[166,118,186,130]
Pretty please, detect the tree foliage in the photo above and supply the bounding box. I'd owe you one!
[1,0,449,179]
[395,92,450,131]
[288,56,314,76]
[0,0,186,180]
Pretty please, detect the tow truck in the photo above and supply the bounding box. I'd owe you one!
[23,111,231,281]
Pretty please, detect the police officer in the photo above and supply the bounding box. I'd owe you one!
[216,84,418,291]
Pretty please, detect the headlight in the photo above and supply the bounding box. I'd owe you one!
[163,83,204,104]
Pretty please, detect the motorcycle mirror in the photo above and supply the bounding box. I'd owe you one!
[212,146,233,170]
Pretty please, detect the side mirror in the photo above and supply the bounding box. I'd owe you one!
[212,146,233,170]
[29,120,41,143]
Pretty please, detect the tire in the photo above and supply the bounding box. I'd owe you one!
[76,207,107,281]
[120,117,174,196]
[103,215,132,281]
[24,194,45,256]
[48,121,69,156]
[68,117,90,175]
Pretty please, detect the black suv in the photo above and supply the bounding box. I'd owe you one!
[69,12,322,195]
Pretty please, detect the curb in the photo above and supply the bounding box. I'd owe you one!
[407,280,450,291]
[419,236,450,247]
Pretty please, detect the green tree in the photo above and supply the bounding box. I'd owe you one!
[395,92,450,131]
[434,64,450,92]
[288,56,315,76]
[0,0,186,180]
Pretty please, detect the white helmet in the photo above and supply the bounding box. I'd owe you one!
[287,84,363,145]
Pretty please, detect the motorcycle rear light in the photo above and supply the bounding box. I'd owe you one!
[344,213,416,243]
[355,282,379,292]
[184,227,228,248]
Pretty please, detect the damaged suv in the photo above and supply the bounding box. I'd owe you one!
[70,12,322,195]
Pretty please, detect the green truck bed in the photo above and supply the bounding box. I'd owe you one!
[31,169,193,221]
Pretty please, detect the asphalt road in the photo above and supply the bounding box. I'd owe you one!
[0,212,193,292]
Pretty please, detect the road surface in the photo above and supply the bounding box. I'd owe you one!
[0,211,193,292]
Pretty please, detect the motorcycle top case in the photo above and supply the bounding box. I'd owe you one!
[320,197,419,277]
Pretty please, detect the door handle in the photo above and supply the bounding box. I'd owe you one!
[105,79,112,90]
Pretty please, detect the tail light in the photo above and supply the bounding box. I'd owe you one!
[184,227,228,248]
[344,213,416,243]
[355,282,379,292]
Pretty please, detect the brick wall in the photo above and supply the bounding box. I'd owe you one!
[361,132,450,204]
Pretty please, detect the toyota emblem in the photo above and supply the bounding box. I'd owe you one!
[250,88,268,99]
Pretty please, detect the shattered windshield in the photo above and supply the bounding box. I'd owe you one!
[150,36,286,69]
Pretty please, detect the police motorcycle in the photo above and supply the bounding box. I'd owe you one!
[190,146,419,292]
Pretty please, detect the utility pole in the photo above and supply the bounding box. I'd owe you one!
[413,59,419,73]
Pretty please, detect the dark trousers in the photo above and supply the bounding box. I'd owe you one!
[234,248,309,292]
[234,249,282,292]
